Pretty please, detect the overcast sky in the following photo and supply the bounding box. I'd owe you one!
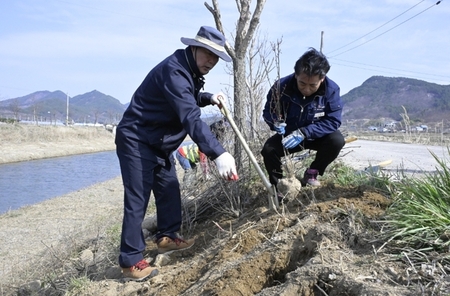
[1,0,449,106]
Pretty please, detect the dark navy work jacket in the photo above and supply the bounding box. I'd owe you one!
[263,74,343,140]
[116,48,225,165]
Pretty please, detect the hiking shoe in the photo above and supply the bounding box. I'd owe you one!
[301,169,321,187]
[121,259,159,282]
[156,235,195,254]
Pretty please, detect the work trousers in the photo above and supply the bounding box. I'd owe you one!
[116,149,181,268]
[261,130,345,185]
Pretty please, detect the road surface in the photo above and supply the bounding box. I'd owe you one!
[339,140,449,174]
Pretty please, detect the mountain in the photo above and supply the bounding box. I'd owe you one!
[0,90,127,124]
[341,76,450,123]
[1,76,449,125]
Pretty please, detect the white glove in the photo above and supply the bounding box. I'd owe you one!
[214,152,239,181]
[211,91,226,108]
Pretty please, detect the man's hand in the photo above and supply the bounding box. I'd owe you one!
[282,129,305,149]
[274,122,286,135]
[211,91,226,108]
[214,152,239,181]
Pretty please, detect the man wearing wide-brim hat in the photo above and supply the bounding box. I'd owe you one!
[115,25,239,281]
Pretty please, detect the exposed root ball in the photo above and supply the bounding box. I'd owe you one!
[277,176,302,198]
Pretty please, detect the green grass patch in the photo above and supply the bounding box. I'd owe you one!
[383,147,450,250]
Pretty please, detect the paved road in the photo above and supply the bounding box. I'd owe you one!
[339,140,449,174]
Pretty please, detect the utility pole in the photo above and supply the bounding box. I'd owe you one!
[66,93,69,126]
[320,31,324,53]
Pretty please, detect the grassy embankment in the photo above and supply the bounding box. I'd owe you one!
[0,123,116,164]
[2,122,450,294]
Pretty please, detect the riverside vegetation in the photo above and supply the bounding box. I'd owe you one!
[1,123,450,295]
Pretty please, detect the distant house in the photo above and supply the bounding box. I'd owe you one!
[384,122,397,128]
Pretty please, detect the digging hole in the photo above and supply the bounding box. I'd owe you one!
[265,235,317,288]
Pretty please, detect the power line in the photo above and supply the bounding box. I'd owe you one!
[331,58,450,80]
[327,0,426,55]
[328,1,442,58]
[331,61,450,84]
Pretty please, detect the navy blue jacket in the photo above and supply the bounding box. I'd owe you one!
[116,48,225,165]
[263,74,343,140]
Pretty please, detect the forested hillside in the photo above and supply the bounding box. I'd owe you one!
[341,76,450,122]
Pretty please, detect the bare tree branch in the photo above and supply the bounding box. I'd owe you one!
[205,0,268,169]
[205,1,236,60]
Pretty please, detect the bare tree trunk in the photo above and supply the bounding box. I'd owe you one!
[205,0,266,169]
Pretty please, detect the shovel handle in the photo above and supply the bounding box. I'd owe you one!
[217,97,278,209]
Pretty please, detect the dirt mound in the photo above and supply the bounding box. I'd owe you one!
[82,182,416,295]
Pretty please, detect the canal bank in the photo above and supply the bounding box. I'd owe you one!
[0,124,116,165]
[0,124,124,282]
[0,124,188,285]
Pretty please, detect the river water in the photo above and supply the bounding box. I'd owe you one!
[0,151,121,214]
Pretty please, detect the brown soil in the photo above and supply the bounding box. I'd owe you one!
[133,184,414,296]
[0,125,447,295]
[2,177,417,296]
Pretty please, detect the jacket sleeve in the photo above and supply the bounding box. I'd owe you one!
[163,68,225,160]
[197,92,213,107]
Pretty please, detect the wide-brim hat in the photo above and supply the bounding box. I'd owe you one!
[181,26,231,62]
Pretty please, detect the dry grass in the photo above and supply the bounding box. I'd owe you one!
[345,130,450,146]
[0,123,115,164]
[0,177,125,295]
[0,123,110,143]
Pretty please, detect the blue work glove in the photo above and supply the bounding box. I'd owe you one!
[282,129,305,149]
[274,122,287,135]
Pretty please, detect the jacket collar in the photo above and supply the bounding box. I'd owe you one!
[184,47,205,84]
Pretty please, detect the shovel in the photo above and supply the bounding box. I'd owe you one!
[217,97,279,209]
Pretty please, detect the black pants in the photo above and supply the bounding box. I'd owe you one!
[261,130,345,185]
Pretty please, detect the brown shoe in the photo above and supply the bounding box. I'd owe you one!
[121,259,159,282]
[157,235,195,254]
